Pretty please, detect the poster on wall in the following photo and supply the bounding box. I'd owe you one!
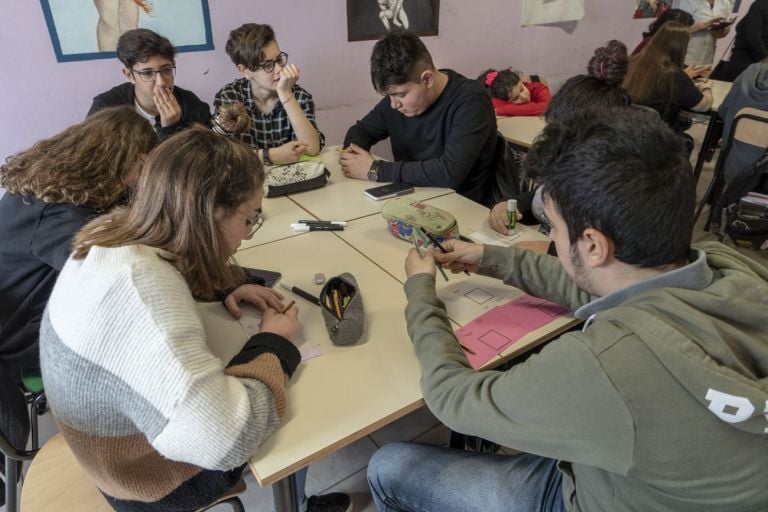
[40,0,213,63]
[632,0,672,19]
[521,0,585,26]
[347,0,439,42]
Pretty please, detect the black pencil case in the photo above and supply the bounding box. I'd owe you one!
[318,273,365,346]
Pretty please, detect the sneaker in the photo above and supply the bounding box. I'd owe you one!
[306,492,352,512]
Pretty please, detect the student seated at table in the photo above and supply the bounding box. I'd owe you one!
[0,107,157,477]
[478,68,551,117]
[633,8,695,55]
[38,125,350,512]
[368,106,768,512]
[215,23,324,165]
[624,22,713,151]
[488,40,631,235]
[340,29,498,205]
[88,29,211,139]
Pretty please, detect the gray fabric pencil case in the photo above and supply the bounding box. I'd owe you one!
[319,273,365,346]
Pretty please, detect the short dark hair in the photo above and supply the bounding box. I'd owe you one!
[225,23,276,70]
[478,69,522,100]
[116,29,176,69]
[523,107,694,268]
[647,8,694,37]
[370,29,434,93]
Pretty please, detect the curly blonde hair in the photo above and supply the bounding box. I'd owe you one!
[0,107,158,211]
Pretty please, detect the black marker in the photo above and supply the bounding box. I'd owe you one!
[279,282,321,306]
[424,232,471,277]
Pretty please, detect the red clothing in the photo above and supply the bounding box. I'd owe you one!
[491,82,551,117]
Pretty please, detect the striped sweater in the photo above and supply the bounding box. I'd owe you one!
[39,244,300,511]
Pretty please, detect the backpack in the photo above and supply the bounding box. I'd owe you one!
[710,147,768,250]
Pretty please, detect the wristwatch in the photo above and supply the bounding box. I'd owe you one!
[368,160,381,181]
[262,148,273,166]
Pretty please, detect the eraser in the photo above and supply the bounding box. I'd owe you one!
[314,273,326,285]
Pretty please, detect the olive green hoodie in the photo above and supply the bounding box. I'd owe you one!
[404,242,768,511]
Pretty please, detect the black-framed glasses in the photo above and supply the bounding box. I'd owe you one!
[131,66,176,82]
[253,52,288,73]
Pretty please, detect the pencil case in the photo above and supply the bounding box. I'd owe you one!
[318,273,365,346]
[381,198,459,244]
[264,161,331,197]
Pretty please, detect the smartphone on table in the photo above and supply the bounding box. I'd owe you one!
[364,182,415,200]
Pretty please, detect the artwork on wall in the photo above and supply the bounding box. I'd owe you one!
[347,0,439,42]
[40,0,213,63]
[632,0,672,19]
[521,0,585,26]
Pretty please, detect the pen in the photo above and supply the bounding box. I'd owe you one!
[414,229,448,282]
[458,342,477,355]
[281,300,296,314]
[279,281,321,306]
[291,224,344,232]
[297,219,347,226]
[424,231,471,277]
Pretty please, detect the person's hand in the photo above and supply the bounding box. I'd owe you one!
[154,86,181,127]
[691,17,722,33]
[277,64,300,103]
[685,65,711,80]
[488,201,522,234]
[260,306,301,343]
[224,284,285,319]
[339,143,374,180]
[271,141,309,164]
[713,26,731,38]
[696,79,713,92]
[405,247,436,278]
[433,239,484,274]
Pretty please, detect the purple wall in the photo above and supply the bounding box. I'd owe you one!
[0,0,751,162]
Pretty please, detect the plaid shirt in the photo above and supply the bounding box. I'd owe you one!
[214,78,325,150]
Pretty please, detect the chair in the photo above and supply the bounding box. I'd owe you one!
[0,370,43,512]
[21,434,246,512]
[694,107,768,229]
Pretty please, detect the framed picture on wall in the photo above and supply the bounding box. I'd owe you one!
[347,0,440,42]
[40,0,213,63]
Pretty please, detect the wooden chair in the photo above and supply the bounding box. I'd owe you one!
[694,107,768,229]
[21,434,246,512]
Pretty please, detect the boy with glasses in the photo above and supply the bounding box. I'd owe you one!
[214,23,325,165]
[88,28,211,139]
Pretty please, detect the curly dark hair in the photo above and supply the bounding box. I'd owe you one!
[587,40,629,85]
[646,8,694,37]
[524,107,694,268]
[370,29,434,93]
[478,68,522,101]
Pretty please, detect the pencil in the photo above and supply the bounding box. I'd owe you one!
[458,342,477,355]
[332,289,343,319]
[424,232,471,276]
[281,300,296,314]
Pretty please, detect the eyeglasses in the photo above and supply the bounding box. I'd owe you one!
[131,66,176,82]
[245,211,264,237]
[253,52,288,73]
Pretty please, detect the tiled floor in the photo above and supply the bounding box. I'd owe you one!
[5,119,767,512]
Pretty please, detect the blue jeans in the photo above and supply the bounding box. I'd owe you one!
[367,442,565,512]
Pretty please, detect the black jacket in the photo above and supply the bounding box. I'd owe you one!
[721,0,768,81]
[88,83,211,139]
[0,194,98,381]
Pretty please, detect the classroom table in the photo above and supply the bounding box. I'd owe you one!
[283,145,453,221]
[219,163,578,512]
[496,116,546,149]
[692,79,733,182]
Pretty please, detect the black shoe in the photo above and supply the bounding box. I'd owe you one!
[307,492,352,512]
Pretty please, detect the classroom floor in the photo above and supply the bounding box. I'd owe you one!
[4,121,767,512]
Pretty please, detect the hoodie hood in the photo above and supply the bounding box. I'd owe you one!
[597,242,768,435]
